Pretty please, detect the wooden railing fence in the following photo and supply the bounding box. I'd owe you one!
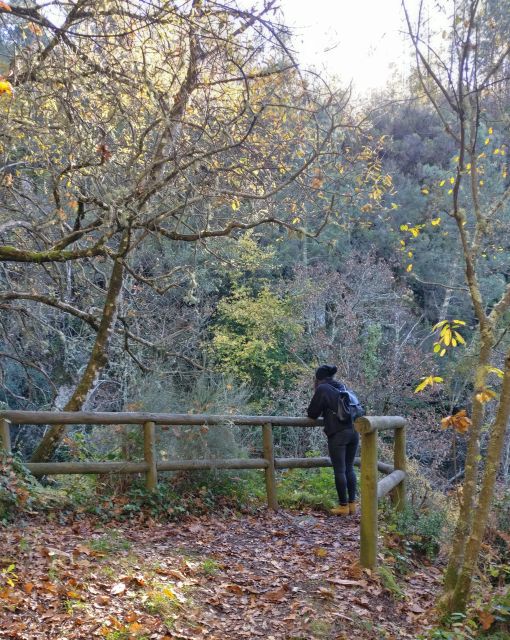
[0,411,406,569]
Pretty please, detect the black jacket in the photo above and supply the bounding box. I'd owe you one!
[307,378,352,437]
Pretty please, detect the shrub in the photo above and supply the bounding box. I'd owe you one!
[383,502,446,562]
[0,453,33,520]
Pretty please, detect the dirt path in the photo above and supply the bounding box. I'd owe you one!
[0,510,441,639]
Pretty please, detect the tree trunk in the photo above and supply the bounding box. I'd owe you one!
[442,337,492,596]
[449,348,510,612]
[30,235,128,462]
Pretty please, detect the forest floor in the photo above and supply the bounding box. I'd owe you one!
[0,509,443,640]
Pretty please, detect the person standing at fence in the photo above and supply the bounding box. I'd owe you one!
[307,365,360,516]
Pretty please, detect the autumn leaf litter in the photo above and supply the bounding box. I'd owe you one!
[0,510,442,639]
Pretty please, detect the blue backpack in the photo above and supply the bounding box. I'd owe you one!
[335,384,365,424]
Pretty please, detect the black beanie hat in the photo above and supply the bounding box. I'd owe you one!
[315,364,337,380]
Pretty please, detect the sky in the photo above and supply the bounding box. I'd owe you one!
[277,0,417,95]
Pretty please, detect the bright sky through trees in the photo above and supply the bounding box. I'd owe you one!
[278,0,417,94]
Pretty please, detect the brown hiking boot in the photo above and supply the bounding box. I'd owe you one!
[348,501,358,515]
[330,504,350,516]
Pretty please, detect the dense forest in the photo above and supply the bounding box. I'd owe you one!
[0,0,509,638]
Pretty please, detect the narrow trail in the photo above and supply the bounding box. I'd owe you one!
[0,511,442,639]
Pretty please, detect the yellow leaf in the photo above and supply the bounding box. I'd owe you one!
[162,587,177,599]
[448,189,453,195]
[0,80,13,96]
[475,388,497,403]
[452,319,466,325]
[391,202,399,209]
[479,180,484,186]
[414,375,443,393]
[407,251,413,258]
[486,366,504,378]
[433,320,449,330]
[440,348,446,357]
[449,177,455,184]
[431,217,441,226]
[291,217,300,224]
[400,240,405,246]
[420,187,429,195]
[493,148,500,155]
[406,264,413,272]
[453,331,465,345]
[485,137,490,145]
[400,224,409,231]
[231,198,240,211]
[439,180,445,187]
[488,127,493,134]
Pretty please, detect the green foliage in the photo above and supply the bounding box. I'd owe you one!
[89,531,132,554]
[276,465,340,511]
[377,564,404,600]
[80,470,264,521]
[209,286,304,393]
[383,503,445,562]
[418,598,510,640]
[200,558,220,576]
[361,322,383,385]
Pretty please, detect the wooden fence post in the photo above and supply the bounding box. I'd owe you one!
[357,421,378,569]
[262,422,278,511]
[392,424,406,511]
[0,418,12,454]
[143,421,158,490]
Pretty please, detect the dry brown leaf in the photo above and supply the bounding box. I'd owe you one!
[224,583,244,595]
[264,584,289,602]
[478,610,495,631]
[110,582,126,595]
[73,544,91,556]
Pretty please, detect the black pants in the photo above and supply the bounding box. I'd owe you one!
[327,428,359,505]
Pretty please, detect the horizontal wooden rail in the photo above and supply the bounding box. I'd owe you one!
[0,411,323,427]
[354,416,406,434]
[25,456,395,477]
[377,470,406,499]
